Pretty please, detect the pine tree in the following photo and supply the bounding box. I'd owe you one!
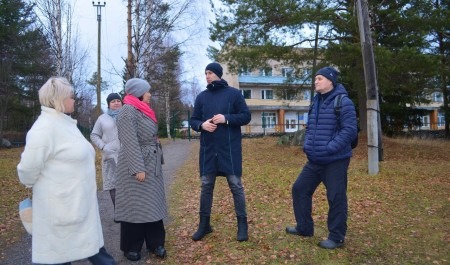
[0,0,53,141]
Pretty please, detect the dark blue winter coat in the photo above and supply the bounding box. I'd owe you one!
[303,84,357,164]
[190,79,251,177]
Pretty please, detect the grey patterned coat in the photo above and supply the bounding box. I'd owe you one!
[114,104,167,223]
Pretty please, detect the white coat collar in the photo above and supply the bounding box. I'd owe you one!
[41,106,78,125]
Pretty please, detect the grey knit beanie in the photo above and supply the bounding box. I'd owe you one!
[125,78,150,97]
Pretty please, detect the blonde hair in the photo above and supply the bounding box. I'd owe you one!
[38,77,73,113]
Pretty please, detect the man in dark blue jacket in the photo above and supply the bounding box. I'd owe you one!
[190,62,251,242]
[286,67,357,249]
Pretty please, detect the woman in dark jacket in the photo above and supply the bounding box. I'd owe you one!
[190,62,251,242]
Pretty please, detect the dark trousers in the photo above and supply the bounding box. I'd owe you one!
[34,247,116,265]
[292,158,350,242]
[199,174,247,218]
[120,220,165,253]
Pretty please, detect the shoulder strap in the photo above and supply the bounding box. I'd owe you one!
[334,94,346,130]
[334,94,345,118]
[334,94,358,148]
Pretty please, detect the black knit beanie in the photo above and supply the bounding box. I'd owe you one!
[205,62,223,78]
[315,67,339,87]
[106,93,122,107]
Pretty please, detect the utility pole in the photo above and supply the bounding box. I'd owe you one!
[92,1,106,118]
[126,0,134,80]
[356,0,381,175]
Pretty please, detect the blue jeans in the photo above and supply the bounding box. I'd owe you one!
[34,247,116,265]
[199,174,247,218]
[292,158,350,242]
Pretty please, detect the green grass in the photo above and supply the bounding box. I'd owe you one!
[165,137,450,265]
[0,147,29,257]
[1,136,449,264]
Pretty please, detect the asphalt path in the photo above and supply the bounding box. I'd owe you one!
[2,139,194,265]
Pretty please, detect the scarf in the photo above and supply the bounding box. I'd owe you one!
[107,109,120,121]
[123,94,157,123]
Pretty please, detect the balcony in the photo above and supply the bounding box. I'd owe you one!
[245,98,310,111]
[238,74,311,85]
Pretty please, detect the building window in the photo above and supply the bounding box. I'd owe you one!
[420,116,430,127]
[239,67,252,76]
[290,119,296,129]
[259,67,272,76]
[303,90,311,101]
[299,113,307,124]
[261,89,273,99]
[242,89,251,99]
[432,92,443,103]
[302,68,312,77]
[286,119,297,129]
[262,112,276,128]
[438,112,445,126]
[282,67,294,77]
[280,88,297,100]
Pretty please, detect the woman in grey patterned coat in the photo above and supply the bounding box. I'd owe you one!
[115,78,167,262]
[90,93,122,206]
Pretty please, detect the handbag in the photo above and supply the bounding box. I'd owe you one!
[19,195,32,235]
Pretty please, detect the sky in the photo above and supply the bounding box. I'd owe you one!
[72,0,219,108]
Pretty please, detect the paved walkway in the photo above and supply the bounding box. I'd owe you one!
[2,139,194,265]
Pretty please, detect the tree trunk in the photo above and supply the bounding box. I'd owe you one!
[310,18,320,105]
[165,90,171,139]
[126,0,134,79]
[55,0,62,76]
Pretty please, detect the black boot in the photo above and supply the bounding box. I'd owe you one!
[153,246,167,258]
[237,216,248,242]
[192,215,213,241]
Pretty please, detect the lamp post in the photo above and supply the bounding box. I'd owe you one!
[92,1,106,118]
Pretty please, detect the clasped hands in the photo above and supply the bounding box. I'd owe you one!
[201,114,226,132]
[135,172,145,182]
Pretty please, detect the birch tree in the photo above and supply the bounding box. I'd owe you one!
[33,0,92,123]
[125,0,198,137]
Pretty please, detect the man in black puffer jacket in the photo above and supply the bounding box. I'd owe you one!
[286,67,358,249]
[190,62,251,242]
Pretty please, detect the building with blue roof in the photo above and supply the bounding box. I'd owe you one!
[222,61,313,134]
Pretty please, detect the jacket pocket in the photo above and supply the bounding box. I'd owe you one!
[142,146,157,174]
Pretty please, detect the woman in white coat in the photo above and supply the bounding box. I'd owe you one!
[91,93,122,206]
[17,77,116,265]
